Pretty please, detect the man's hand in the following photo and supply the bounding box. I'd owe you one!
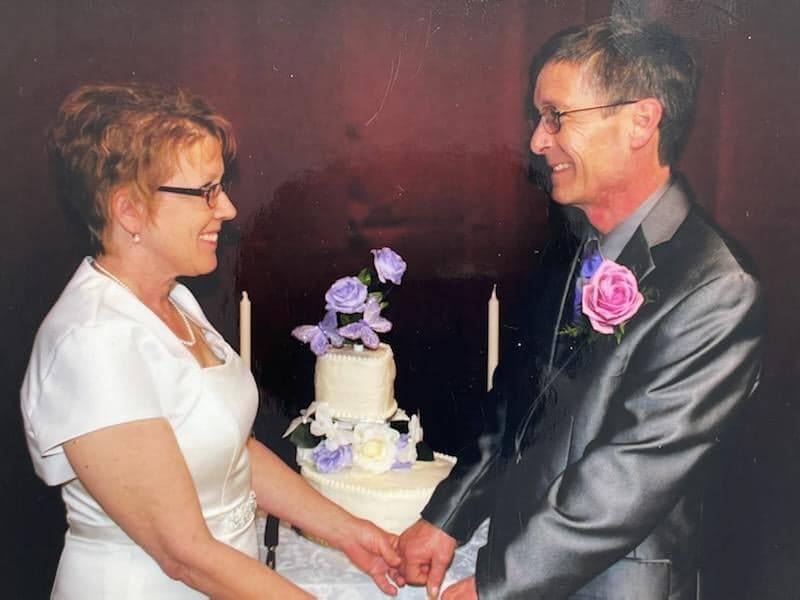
[398,518,457,599]
[338,518,403,596]
[442,576,477,600]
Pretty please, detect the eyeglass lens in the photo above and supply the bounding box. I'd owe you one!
[530,108,560,135]
[542,108,560,134]
[205,182,231,207]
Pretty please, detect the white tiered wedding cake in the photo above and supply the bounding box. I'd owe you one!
[286,249,455,535]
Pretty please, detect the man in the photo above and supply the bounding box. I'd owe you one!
[397,18,764,600]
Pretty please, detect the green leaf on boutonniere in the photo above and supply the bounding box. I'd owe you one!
[559,323,584,338]
[559,320,598,343]
[289,422,323,449]
[614,322,625,345]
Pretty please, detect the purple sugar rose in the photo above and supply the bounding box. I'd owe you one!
[325,276,368,313]
[312,442,353,473]
[371,247,407,285]
[582,260,644,334]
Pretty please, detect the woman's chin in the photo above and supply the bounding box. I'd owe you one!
[186,256,218,277]
[200,260,218,276]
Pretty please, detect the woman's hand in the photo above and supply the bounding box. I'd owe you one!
[246,439,402,594]
[336,518,403,596]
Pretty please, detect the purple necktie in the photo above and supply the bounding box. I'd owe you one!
[573,238,602,322]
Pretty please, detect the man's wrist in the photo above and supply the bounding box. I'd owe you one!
[421,505,474,546]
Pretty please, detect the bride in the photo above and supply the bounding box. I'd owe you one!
[20,82,401,599]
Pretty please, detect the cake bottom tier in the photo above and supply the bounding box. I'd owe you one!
[301,453,456,535]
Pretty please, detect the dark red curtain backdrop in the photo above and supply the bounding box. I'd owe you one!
[2,2,798,598]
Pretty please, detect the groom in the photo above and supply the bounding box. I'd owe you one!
[397,18,764,600]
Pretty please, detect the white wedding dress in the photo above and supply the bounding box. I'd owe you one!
[21,259,259,599]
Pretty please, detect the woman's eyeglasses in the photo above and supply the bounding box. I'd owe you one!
[157,181,231,208]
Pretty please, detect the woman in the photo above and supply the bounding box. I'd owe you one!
[20,83,401,599]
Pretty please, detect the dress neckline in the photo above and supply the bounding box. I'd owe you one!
[83,257,231,370]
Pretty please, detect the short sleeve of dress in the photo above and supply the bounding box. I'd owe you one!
[25,322,166,485]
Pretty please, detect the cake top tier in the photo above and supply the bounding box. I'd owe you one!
[314,343,397,422]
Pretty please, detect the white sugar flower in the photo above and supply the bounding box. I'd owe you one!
[309,402,335,437]
[323,425,354,450]
[283,401,318,438]
[296,447,315,466]
[307,403,353,450]
[392,408,410,421]
[408,414,424,445]
[352,423,399,473]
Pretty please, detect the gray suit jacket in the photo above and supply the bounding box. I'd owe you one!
[422,182,764,599]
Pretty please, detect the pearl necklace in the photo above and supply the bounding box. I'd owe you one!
[92,259,197,347]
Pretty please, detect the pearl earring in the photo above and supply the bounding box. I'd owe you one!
[132,233,141,244]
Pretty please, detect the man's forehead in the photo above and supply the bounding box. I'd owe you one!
[534,60,598,107]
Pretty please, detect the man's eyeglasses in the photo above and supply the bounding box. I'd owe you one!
[157,181,231,208]
[533,100,639,135]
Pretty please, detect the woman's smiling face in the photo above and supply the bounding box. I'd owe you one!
[145,135,236,278]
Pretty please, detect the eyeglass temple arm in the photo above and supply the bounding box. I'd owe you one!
[560,99,640,117]
[156,185,206,196]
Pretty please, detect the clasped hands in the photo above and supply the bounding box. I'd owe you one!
[340,517,474,598]
[391,519,476,600]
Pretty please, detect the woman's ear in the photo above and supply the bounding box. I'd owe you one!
[108,186,146,238]
[629,98,663,150]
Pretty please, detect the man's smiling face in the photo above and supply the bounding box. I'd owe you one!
[530,60,633,213]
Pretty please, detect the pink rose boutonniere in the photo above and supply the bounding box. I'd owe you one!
[562,259,653,344]
[583,260,644,336]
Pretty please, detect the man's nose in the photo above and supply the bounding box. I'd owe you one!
[530,120,552,155]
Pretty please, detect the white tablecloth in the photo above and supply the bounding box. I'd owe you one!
[257,519,488,599]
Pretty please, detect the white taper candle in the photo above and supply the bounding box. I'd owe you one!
[240,291,251,369]
[487,284,499,391]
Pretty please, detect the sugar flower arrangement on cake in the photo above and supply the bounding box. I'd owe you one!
[291,247,407,356]
[284,404,433,474]
[286,246,437,474]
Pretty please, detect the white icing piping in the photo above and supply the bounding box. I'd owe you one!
[301,453,457,498]
[319,344,392,363]
[327,400,399,423]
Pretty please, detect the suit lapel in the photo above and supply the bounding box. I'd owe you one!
[615,228,655,282]
[612,180,692,283]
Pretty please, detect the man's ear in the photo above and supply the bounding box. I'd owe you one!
[108,185,146,237]
[629,98,663,150]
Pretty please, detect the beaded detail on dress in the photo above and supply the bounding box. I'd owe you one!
[226,490,257,531]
